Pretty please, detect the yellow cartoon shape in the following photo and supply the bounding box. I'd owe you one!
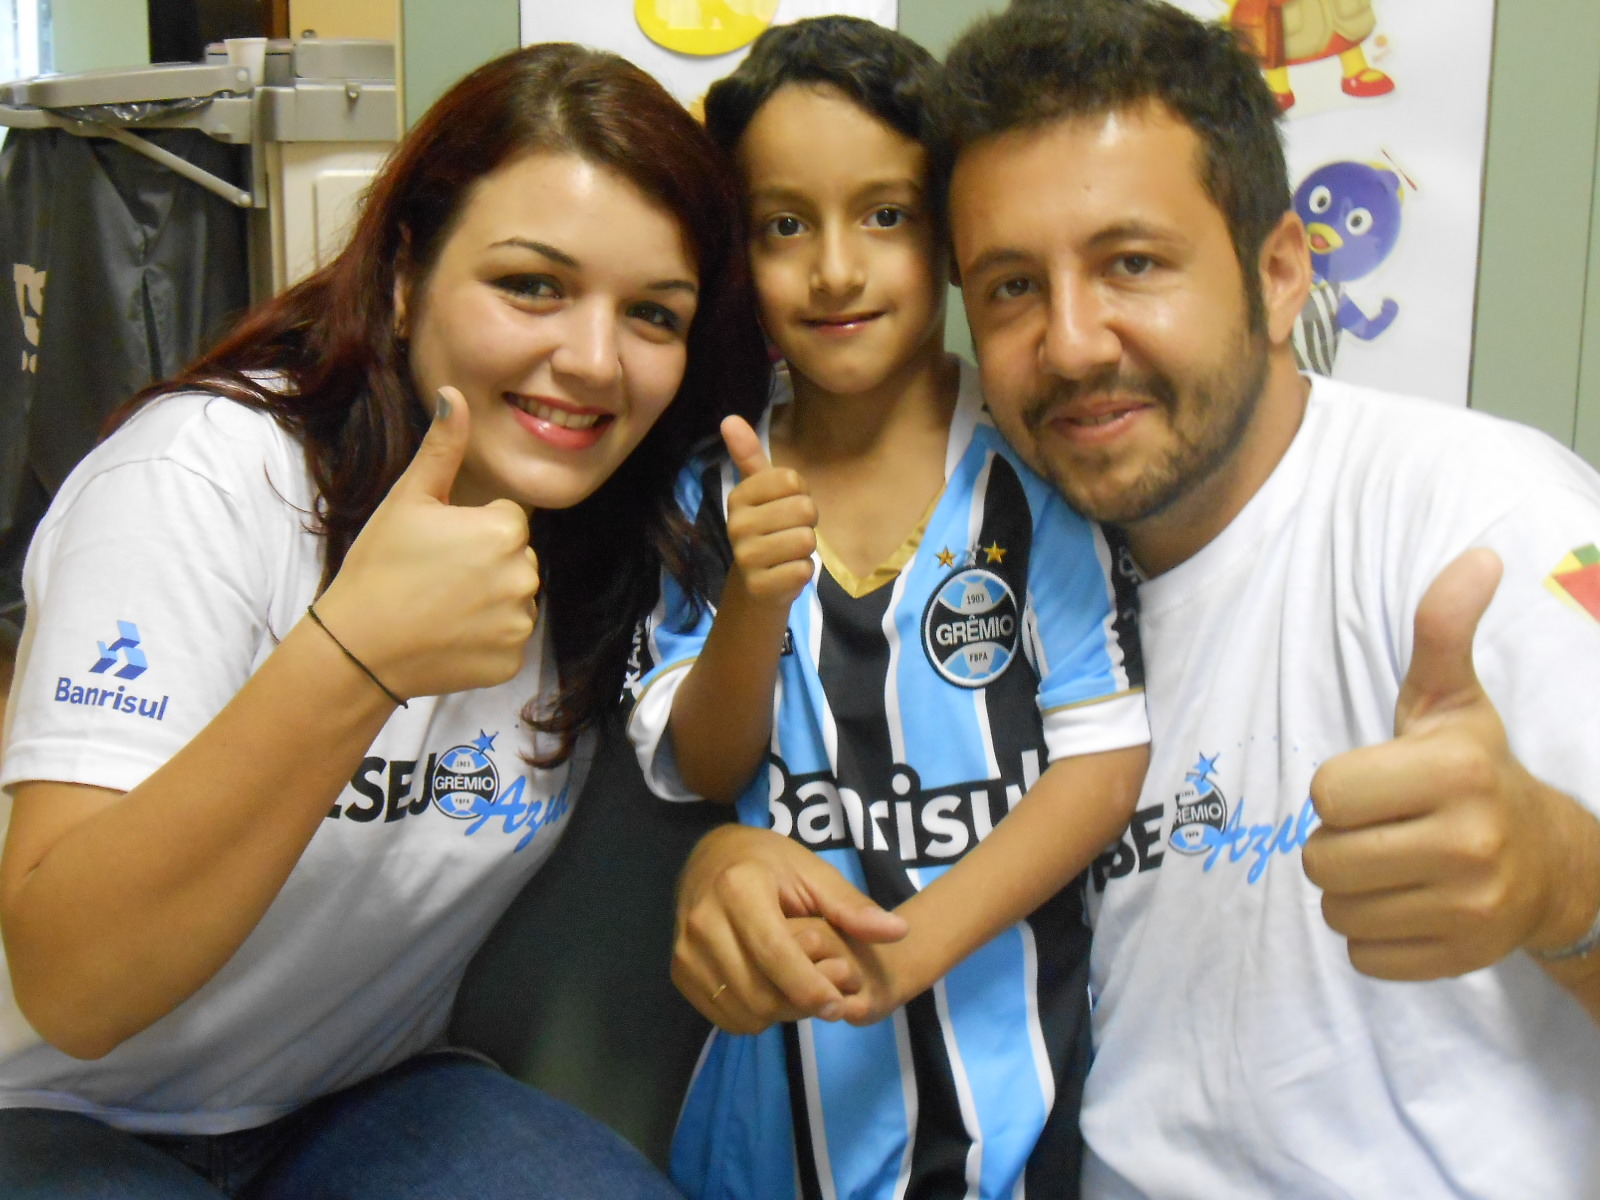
[1226,0,1393,112]
[636,0,780,57]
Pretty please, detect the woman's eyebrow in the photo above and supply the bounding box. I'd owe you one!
[491,237,696,296]
[491,237,579,267]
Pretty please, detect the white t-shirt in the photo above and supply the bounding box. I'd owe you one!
[1081,377,1600,1199]
[0,393,581,1134]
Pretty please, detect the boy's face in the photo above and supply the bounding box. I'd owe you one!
[738,84,945,398]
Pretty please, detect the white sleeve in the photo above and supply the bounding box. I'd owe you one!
[1446,484,1600,823]
[623,567,714,803]
[1,457,274,796]
[1028,506,1150,762]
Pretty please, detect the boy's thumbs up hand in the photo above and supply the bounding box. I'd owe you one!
[722,415,817,609]
[310,387,541,701]
[1305,549,1595,979]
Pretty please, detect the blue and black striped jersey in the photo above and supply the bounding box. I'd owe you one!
[628,362,1147,1200]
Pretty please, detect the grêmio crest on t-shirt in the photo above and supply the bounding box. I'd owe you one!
[1089,749,1320,894]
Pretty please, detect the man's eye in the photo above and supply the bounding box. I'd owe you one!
[994,277,1034,300]
[869,207,906,229]
[1119,254,1155,276]
[766,216,804,238]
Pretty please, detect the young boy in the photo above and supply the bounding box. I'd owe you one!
[626,18,1149,1199]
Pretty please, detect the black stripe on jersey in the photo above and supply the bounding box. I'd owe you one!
[691,461,735,607]
[1022,888,1093,1198]
[1100,522,1145,689]
[815,568,902,895]
[901,989,975,1200]
[974,454,1044,783]
[815,568,973,1200]
[784,1021,827,1200]
[978,454,1093,1197]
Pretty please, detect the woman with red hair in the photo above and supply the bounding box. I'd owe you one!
[0,42,767,1198]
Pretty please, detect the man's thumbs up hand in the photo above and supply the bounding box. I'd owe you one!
[1303,549,1587,979]
[311,387,541,702]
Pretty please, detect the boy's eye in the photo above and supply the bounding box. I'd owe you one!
[766,215,805,238]
[497,274,562,301]
[1117,254,1155,277]
[868,207,906,229]
[994,276,1034,300]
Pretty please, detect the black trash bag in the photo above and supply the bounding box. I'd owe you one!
[0,123,250,638]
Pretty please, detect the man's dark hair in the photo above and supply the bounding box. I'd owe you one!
[942,0,1290,295]
[704,16,945,207]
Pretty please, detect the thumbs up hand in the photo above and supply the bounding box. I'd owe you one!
[1305,549,1594,979]
[312,387,542,701]
[721,415,817,610]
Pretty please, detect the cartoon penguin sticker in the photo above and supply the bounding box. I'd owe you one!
[1290,159,1404,375]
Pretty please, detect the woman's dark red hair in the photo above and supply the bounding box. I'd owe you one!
[109,43,771,764]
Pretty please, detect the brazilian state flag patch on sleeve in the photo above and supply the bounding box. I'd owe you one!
[1546,544,1600,622]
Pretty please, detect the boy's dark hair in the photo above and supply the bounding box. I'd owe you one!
[704,16,945,214]
[942,0,1290,318]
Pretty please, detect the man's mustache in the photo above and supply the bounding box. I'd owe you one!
[1022,368,1176,434]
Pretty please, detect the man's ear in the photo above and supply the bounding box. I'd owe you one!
[1257,209,1312,347]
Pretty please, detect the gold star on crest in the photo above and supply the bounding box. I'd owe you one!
[983,542,1007,564]
[936,547,956,567]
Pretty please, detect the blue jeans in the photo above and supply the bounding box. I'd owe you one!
[0,1051,684,1199]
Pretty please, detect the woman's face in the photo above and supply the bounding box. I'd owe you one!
[399,151,699,511]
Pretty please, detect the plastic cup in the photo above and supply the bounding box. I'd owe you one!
[224,37,268,88]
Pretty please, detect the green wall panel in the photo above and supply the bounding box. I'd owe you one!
[901,0,1006,363]
[401,0,518,128]
[49,0,149,74]
[1470,0,1600,455]
[1575,92,1600,467]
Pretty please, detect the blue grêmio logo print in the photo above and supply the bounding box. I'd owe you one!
[54,620,170,721]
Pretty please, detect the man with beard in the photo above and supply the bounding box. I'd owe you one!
[670,1,1600,1194]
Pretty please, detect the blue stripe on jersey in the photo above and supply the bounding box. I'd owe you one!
[972,425,1130,711]
[778,589,831,779]
[891,446,1006,788]
[805,855,914,1199]
[939,916,1051,1198]
[673,1025,797,1200]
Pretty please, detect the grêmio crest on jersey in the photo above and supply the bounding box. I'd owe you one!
[921,564,1021,688]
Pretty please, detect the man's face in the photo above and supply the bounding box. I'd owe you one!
[951,104,1269,533]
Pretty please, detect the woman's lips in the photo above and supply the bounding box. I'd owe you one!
[505,393,613,450]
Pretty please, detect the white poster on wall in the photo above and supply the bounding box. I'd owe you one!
[521,0,897,109]
[1173,0,1496,405]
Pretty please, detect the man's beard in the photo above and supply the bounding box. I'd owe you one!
[1021,330,1270,527]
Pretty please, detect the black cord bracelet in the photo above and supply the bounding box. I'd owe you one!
[305,604,408,709]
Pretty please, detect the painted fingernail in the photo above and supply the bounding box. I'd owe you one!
[819,1002,841,1021]
[435,389,452,420]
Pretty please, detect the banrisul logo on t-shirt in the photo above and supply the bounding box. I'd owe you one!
[922,565,1019,688]
[327,729,571,853]
[1090,751,1320,893]
[52,620,170,721]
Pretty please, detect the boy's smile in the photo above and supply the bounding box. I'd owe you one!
[737,84,946,402]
